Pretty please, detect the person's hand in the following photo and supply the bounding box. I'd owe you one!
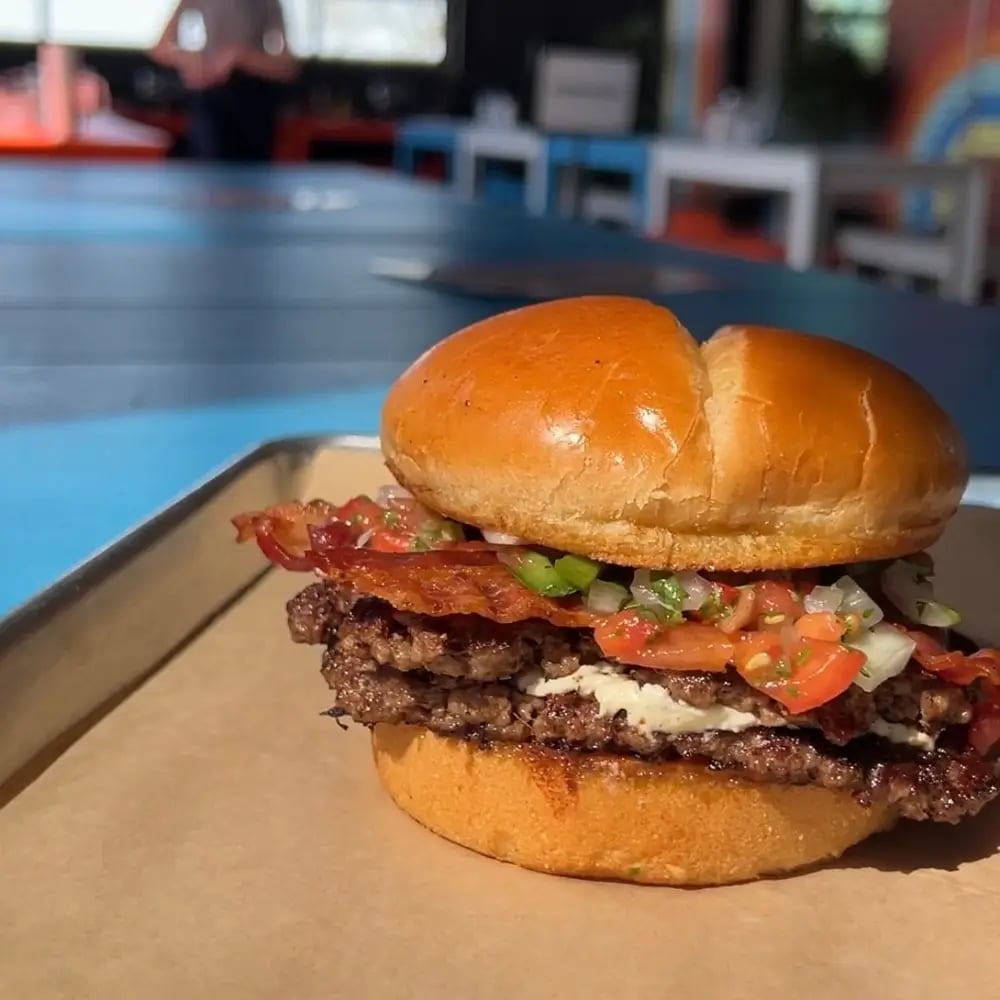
[177,46,244,90]
[177,51,212,90]
[203,45,245,86]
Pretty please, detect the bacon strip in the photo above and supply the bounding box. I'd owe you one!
[900,625,1000,687]
[311,547,599,626]
[233,501,345,570]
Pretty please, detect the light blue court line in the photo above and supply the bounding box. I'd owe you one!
[0,388,388,617]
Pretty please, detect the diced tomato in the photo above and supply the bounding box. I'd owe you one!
[733,631,865,714]
[594,613,734,672]
[970,695,1000,756]
[754,580,803,620]
[732,632,784,672]
[640,624,735,672]
[717,587,757,634]
[794,612,845,643]
[366,529,416,553]
[334,496,386,535]
[381,497,433,534]
[593,610,660,656]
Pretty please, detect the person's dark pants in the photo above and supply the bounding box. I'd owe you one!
[188,71,281,163]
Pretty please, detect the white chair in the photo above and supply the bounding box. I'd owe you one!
[827,159,991,303]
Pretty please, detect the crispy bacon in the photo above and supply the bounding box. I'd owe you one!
[901,626,1000,687]
[233,500,344,571]
[970,694,1000,756]
[310,547,599,626]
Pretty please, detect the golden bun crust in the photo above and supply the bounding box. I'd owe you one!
[371,725,896,887]
[380,296,967,569]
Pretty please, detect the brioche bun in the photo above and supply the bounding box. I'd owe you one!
[372,724,895,886]
[381,296,966,570]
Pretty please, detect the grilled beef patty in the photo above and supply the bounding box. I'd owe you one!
[289,583,973,742]
[289,582,997,823]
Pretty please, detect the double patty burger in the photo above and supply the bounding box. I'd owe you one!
[234,295,1000,886]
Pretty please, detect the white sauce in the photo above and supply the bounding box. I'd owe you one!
[869,717,937,752]
[518,664,770,737]
[518,662,936,750]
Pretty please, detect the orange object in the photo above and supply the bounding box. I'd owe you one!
[115,105,395,164]
[0,129,166,161]
[659,207,785,263]
[272,116,396,163]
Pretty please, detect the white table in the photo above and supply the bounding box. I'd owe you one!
[643,140,990,302]
[819,152,989,303]
[643,140,822,270]
[453,124,549,217]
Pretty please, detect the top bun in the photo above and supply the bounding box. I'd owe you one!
[380,296,967,570]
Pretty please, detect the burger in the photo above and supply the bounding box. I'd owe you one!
[233,295,1000,886]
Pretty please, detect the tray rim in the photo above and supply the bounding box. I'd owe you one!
[0,433,381,647]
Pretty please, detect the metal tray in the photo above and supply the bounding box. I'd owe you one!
[1,432,997,802]
[0,434,379,796]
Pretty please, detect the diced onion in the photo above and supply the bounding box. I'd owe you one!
[675,571,712,612]
[914,600,961,628]
[881,559,930,622]
[881,561,960,627]
[482,529,528,545]
[630,569,661,610]
[832,575,883,628]
[585,580,629,613]
[355,528,374,549]
[847,623,916,692]
[375,484,413,507]
[803,585,844,614]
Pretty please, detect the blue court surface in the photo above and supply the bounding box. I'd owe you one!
[2,161,998,616]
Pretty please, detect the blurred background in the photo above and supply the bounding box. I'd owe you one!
[0,0,997,301]
[2,0,1000,619]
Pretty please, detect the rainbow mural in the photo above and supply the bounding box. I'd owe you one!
[891,12,1000,233]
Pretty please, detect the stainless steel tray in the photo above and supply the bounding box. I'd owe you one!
[0,434,379,795]
[1,432,997,801]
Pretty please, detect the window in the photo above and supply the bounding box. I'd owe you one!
[2,0,449,67]
[804,0,890,68]
[0,2,42,43]
[315,0,447,65]
[279,0,315,58]
[47,0,178,49]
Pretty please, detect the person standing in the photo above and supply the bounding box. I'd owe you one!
[150,0,299,162]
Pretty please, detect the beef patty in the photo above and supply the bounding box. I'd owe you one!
[289,583,973,743]
[289,583,997,823]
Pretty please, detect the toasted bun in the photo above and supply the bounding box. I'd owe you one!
[381,296,967,569]
[372,725,895,886]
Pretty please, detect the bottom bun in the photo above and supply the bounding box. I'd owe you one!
[371,724,896,886]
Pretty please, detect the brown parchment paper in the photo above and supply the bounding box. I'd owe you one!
[2,448,1000,1000]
